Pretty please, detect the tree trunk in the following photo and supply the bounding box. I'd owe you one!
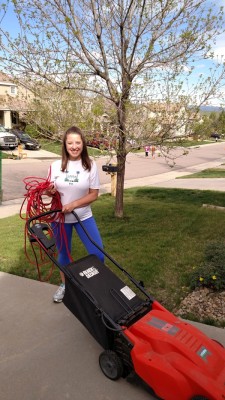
[114,100,127,218]
[115,150,126,217]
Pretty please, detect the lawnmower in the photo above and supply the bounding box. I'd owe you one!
[26,209,225,400]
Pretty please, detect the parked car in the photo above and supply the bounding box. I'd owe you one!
[210,132,220,139]
[0,125,18,149]
[10,130,41,150]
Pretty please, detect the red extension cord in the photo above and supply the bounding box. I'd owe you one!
[20,173,68,282]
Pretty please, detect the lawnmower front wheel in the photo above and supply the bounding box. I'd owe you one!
[191,396,210,400]
[99,350,124,380]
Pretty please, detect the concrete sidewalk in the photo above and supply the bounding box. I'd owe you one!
[1,272,154,400]
[1,271,225,400]
[1,273,225,400]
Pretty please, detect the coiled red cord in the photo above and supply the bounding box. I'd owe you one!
[20,174,63,222]
[20,173,66,281]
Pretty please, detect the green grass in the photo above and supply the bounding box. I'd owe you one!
[39,138,62,154]
[0,150,10,159]
[179,139,213,147]
[1,187,225,322]
[178,168,225,179]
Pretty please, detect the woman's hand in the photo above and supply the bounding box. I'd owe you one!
[62,202,76,213]
[45,184,57,197]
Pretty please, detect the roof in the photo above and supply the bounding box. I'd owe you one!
[0,71,14,83]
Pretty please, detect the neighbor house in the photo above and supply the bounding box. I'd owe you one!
[0,72,34,129]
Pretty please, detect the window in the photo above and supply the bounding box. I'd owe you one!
[12,111,19,124]
[10,86,16,95]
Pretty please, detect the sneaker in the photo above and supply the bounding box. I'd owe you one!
[53,284,65,303]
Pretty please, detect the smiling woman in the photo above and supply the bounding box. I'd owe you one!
[46,125,104,303]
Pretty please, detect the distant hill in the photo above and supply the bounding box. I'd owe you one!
[200,105,225,112]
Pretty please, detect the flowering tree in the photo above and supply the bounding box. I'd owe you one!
[22,82,96,139]
[0,0,225,216]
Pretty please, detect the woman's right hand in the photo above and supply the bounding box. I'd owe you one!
[45,184,57,197]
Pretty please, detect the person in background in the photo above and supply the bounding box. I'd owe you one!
[47,126,104,303]
[151,145,156,158]
[145,145,150,157]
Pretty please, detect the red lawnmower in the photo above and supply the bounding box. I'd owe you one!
[27,210,225,400]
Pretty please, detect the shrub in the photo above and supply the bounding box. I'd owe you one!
[25,125,39,138]
[189,241,225,291]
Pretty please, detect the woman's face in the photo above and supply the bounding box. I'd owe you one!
[65,133,83,160]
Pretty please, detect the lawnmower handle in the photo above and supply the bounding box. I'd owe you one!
[26,208,154,302]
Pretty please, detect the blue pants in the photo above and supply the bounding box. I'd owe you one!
[52,217,104,266]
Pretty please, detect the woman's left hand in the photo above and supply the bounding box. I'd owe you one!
[62,202,76,213]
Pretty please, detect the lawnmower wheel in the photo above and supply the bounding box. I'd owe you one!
[99,350,124,380]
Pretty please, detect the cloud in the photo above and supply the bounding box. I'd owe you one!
[213,47,225,60]
[211,32,225,61]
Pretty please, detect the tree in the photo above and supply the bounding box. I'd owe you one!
[192,114,210,138]
[0,0,225,217]
[217,110,225,135]
[22,81,97,139]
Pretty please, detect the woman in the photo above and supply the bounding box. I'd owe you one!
[48,126,104,303]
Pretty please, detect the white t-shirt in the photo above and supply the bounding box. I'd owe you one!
[49,159,100,223]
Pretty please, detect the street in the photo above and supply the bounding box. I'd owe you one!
[2,141,225,202]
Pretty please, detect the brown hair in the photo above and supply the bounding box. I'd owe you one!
[61,126,92,172]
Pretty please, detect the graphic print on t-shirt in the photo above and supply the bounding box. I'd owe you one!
[64,171,80,184]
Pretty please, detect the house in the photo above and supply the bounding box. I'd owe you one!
[0,72,34,129]
[132,101,201,138]
[142,102,187,137]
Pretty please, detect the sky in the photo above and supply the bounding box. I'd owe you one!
[1,1,225,106]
